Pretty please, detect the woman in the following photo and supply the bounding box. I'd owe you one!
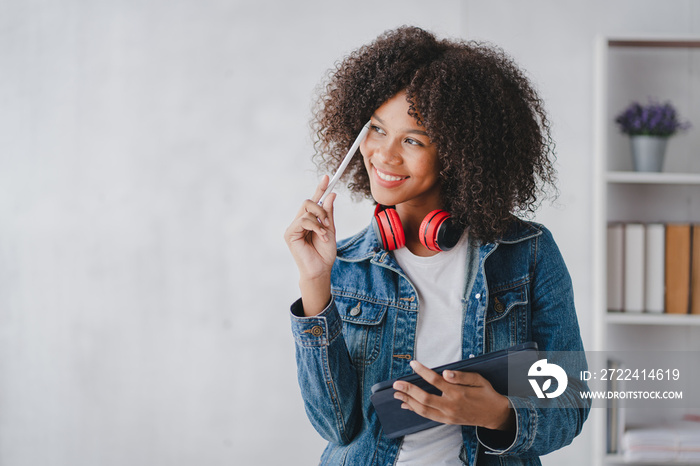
[284,26,589,465]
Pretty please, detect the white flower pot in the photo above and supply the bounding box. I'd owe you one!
[630,135,668,172]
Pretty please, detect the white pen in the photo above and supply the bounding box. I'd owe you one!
[317,120,371,206]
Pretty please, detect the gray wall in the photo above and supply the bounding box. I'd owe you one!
[1,1,697,465]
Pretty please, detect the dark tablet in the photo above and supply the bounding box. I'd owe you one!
[369,342,539,439]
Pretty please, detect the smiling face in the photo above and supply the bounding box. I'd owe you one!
[360,93,442,215]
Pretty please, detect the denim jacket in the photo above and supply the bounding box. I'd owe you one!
[290,219,590,465]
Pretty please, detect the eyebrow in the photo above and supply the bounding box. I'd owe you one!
[372,114,429,137]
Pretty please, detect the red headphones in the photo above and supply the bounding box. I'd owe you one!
[371,205,461,252]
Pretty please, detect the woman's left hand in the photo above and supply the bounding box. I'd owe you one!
[392,360,515,431]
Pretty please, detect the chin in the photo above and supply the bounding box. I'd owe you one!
[369,188,400,207]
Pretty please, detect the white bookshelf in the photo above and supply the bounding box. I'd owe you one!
[592,35,700,466]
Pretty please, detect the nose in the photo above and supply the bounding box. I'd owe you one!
[365,137,402,166]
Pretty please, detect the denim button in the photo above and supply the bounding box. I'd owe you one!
[350,304,362,317]
[475,293,481,300]
[494,297,505,313]
[309,326,323,337]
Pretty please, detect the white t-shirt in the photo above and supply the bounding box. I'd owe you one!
[392,232,471,465]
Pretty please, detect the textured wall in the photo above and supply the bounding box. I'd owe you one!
[0,1,460,465]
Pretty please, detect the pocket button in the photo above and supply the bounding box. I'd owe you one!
[494,297,505,313]
[350,303,362,317]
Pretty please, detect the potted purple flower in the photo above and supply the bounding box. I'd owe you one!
[615,99,691,172]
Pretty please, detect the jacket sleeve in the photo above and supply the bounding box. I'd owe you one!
[476,227,591,457]
[290,297,362,445]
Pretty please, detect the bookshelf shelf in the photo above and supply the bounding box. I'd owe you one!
[607,171,700,185]
[606,312,700,326]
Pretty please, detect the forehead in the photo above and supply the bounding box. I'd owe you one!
[373,93,426,132]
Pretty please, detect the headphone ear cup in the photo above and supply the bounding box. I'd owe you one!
[419,210,458,252]
[372,205,405,251]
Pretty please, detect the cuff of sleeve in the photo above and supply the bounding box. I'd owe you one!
[477,396,536,455]
[289,297,342,348]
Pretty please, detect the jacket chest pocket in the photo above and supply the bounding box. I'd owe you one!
[485,284,529,350]
[335,295,387,366]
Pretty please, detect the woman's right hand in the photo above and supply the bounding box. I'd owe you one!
[284,176,337,315]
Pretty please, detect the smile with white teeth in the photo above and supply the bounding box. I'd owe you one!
[376,167,408,182]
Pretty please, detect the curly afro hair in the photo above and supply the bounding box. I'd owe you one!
[312,26,557,243]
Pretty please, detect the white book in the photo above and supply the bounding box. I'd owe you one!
[607,223,625,312]
[644,223,665,313]
[624,223,645,312]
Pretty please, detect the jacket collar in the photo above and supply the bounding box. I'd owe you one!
[336,217,543,262]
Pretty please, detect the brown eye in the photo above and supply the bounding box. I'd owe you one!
[371,125,386,136]
[405,138,424,147]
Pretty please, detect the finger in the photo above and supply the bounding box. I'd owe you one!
[442,370,487,387]
[301,199,331,227]
[399,398,445,421]
[393,380,434,405]
[409,360,449,392]
[394,384,450,424]
[310,175,330,204]
[320,192,336,228]
[393,363,444,407]
[298,214,330,241]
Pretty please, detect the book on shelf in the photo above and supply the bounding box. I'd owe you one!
[624,223,645,313]
[623,420,700,463]
[606,222,700,315]
[665,224,691,315]
[606,359,626,454]
[645,223,665,314]
[607,223,624,312]
[691,225,700,315]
